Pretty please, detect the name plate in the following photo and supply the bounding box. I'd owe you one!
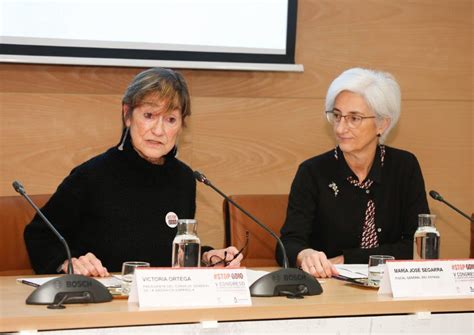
[379,259,474,298]
[128,267,252,308]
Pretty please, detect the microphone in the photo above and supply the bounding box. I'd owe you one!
[13,181,74,275]
[12,180,112,308]
[193,171,323,298]
[429,190,473,222]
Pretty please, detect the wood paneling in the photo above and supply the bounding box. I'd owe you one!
[0,0,472,258]
[0,93,122,191]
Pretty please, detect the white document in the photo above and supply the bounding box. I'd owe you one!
[335,264,368,279]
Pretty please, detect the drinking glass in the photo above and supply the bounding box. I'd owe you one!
[413,214,440,259]
[121,261,150,295]
[368,255,394,287]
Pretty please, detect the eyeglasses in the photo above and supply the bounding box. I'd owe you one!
[204,231,249,267]
[325,111,376,129]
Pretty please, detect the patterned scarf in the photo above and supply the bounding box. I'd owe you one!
[335,145,385,249]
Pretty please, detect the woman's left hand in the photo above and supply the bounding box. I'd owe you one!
[202,246,243,267]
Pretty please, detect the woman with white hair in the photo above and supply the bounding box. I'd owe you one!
[277,68,429,278]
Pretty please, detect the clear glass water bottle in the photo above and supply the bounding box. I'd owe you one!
[171,219,201,267]
[413,214,440,259]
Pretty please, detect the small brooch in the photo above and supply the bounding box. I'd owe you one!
[329,182,339,197]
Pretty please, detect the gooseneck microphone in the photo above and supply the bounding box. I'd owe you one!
[12,181,112,308]
[429,190,473,222]
[194,171,290,268]
[13,181,74,275]
[193,171,323,298]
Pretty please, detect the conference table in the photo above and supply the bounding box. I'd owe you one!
[0,271,473,334]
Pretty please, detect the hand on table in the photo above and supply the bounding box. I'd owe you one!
[297,249,342,278]
[60,252,109,277]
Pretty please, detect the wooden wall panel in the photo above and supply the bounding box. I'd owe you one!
[189,97,333,246]
[0,93,123,192]
[0,65,195,95]
[0,0,471,259]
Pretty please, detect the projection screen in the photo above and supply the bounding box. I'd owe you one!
[0,0,302,71]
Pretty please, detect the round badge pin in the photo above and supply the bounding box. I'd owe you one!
[165,212,179,228]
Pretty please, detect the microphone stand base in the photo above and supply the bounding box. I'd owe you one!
[249,268,323,297]
[26,274,113,306]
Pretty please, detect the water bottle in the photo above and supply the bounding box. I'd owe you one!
[171,219,201,267]
[413,214,440,259]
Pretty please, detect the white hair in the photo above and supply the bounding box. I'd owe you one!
[325,68,401,143]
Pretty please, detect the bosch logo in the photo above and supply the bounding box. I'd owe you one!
[284,274,305,281]
[66,280,93,288]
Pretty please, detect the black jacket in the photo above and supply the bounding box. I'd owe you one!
[278,146,429,266]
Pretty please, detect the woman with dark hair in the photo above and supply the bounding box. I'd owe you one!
[25,68,242,275]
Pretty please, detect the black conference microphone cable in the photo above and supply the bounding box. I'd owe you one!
[429,190,473,222]
[12,180,112,308]
[193,171,323,298]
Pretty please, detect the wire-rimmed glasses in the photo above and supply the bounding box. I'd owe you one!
[325,110,376,129]
[204,231,249,267]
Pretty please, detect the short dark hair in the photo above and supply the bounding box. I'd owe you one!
[121,67,191,126]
